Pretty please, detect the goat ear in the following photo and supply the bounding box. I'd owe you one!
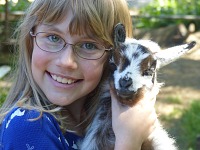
[113,23,126,48]
[155,41,196,69]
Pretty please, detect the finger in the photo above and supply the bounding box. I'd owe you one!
[110,88,130,114]
[110,88,120,113]
[141,87,158,106]
[151,97,156,106]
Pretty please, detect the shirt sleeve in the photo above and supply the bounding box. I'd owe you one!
[0,107,69,150]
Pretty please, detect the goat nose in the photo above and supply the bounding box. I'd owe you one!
[119,78,133,88]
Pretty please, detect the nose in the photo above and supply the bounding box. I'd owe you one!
[58,45,78,69]
[119,77,133,89]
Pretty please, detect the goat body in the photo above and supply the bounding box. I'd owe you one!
[79,24,196,150]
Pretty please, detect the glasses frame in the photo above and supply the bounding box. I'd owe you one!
[29,31,114,60]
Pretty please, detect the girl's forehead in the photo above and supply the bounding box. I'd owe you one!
[36,23,103,42]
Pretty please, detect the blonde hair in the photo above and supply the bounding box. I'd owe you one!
[0,0,133,133]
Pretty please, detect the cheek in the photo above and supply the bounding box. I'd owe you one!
[32,49,44,68]
[81,58,107,87]
[84,61,104,81]
[31,47,50,81]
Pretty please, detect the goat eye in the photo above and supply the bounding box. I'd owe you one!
[142,69,153,76]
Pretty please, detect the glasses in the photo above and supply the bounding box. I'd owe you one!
[30,31,113,60]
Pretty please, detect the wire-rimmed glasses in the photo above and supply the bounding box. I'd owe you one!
[30,31,113,60]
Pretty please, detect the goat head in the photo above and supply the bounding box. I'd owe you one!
[110,23,196,106]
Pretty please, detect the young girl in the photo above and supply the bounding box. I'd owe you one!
[0,0,157,149]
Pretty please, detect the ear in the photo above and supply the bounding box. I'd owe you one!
[113,23,126,48]
[155,41,196,69]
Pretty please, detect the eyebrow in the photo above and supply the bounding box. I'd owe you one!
[37,24,97,42]
[37,24,63,33]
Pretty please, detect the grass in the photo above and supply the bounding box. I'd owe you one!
[160,99,200,150]
[164,96,182,104]
[178,100,200,149]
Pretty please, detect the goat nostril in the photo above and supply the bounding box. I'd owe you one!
[119,78,133,88]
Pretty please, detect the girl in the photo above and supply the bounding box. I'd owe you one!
[0,0,157,149]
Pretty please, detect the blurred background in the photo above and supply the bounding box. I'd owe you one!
[0,0,200,149]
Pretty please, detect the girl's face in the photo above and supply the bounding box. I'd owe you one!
[31,10,108,106]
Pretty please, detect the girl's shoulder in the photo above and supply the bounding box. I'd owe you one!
[1,107,59,133]
[0,107,76,150]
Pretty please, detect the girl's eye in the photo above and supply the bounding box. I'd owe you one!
[81,43,98,50]
[78,43,99,50]
[47,35,61,43]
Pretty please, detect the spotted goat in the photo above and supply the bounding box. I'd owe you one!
[79,23,196,150]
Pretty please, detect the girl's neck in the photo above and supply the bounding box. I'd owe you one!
[61,97,86,135]
[65,97,86,123]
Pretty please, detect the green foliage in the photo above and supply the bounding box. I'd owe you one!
[0,0,31,12]
[9,0,31,12]
[140,0,199,16]
[135,0,200,29]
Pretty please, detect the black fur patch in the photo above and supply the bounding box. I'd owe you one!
[121,56,131,72]
[138,45,149,54]
[132,52,139,59]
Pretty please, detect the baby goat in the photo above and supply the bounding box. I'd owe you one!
[79,23,196,150]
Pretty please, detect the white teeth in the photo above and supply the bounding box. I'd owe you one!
[51,74,76,84]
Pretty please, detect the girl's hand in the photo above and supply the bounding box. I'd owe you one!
[111,87,158,150]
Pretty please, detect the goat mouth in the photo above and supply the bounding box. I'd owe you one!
[116,90,135,100]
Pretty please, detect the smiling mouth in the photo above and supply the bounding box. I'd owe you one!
[50,74,78,84]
